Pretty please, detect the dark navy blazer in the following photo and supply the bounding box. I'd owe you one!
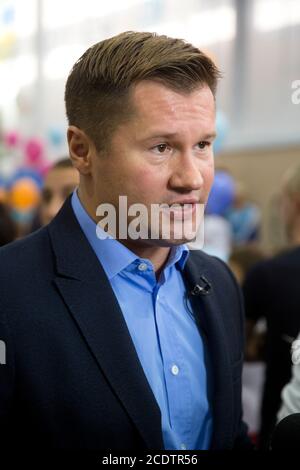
[0,197,251,450]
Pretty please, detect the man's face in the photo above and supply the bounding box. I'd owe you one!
[40,167,79,226]
[91,81,216,247]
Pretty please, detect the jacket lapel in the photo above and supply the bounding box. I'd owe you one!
[184,253,234,449]
[48,198,164,450]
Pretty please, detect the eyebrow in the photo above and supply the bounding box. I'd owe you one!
[142,131,217,141]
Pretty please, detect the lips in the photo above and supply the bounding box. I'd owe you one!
[169,199,200,205]
[161,202,197,220]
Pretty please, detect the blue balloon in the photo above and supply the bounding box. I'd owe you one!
[47,127,65,147]
[206,171,235,216]
[3,5,14,25]
[214,110,229,155]
[0,175,7,189]
[8,168,43,190]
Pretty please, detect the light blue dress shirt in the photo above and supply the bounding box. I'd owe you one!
[71,190,213,450]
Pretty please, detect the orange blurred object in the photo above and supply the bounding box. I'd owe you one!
[8,178,41,211]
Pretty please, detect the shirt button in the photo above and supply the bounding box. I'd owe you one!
[171,364,179,376]
[138,262,148,272]
[181,443,187,450]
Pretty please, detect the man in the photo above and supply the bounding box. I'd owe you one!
[0,32,251,450]
[39,158,79,226]
[243,164,300,449]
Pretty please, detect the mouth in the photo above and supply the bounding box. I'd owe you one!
[161,202,198,220]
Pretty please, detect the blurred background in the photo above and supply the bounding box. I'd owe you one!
[0,0,300,447]
[0,0,299,248]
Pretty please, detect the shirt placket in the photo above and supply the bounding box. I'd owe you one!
[154,280,193,449]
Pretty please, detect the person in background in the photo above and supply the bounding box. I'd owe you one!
[277,333,300,422]
[243,163,300,449]
[229,246,267,445]
[39,158,79,226]
[226,181,261,246]
[229,245,267,362]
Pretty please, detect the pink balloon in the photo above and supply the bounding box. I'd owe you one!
[4,130,20,148]
[24,138,44,166]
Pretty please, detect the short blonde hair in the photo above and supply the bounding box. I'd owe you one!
[65,31,221,152]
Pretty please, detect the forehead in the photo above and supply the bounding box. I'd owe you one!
[130,81,216,131]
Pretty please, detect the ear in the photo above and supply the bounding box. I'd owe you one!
[67,126,95,175]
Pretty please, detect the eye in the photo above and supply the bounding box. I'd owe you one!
[197,141,210,150]
[152,143,171,154]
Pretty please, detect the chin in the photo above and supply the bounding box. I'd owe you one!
[146,220,201,247]
[149,236,196,248]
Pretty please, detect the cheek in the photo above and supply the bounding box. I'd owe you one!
[129,166,165,199]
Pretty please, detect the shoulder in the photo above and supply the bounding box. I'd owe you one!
[244,246,300,293]
[269,246,300,269]
[251,246,300,274]
[0,226,49,263]
[0,227,53,293]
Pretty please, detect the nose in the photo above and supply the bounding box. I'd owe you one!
[168,151,204,192]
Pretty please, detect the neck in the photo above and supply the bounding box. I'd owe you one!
[121,239,171,277]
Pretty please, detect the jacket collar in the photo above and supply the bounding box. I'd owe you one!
[48,197,164,449]
[183,253,234,449]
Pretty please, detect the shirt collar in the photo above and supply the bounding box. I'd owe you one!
[71,189,189,279]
